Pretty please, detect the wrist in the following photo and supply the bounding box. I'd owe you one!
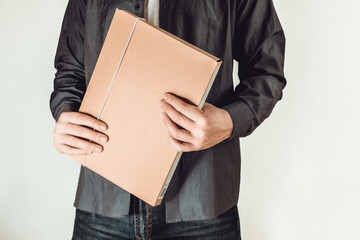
[222,109,234,140]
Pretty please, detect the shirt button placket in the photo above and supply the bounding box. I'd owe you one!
[133,2,144,17]
[163,1,170,10]
[134,3,140,11]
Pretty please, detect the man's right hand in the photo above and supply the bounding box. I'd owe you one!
[53,112,108,155]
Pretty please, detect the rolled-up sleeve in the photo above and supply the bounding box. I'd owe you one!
[223,0,286,140]
[49,0,87,121]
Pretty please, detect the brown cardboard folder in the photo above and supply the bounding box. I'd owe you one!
[70,9,222,206]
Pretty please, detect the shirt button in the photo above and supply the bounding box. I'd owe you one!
[163,2,170,10]
[134,3,140,11]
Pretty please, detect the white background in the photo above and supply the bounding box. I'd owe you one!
[0,0,359,239]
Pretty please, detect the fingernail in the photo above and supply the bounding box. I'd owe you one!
[163,93,169,100]
[86,151,92,154]
[95,146,102,152]
[100,124,107,130]
[100,136,107,142]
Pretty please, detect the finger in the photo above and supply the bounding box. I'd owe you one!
[60,134,103,153]
[163,112,194,144]
[161,100,194,132]
[59,122,108,143]
[163,93,204,122]
[168,134,196,152]
[56,144,92,155]
[59,112,107,132]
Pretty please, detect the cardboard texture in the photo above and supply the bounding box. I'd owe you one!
[69,9,222,206]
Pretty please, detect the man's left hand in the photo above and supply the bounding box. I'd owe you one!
[160,93,234,152]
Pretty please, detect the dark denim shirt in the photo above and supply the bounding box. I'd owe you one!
[50,0,286,223]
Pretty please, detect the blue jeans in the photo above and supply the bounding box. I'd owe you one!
[72,196,241,240]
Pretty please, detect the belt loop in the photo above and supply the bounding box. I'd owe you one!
[134,196,141,239]
[147,204,153,239]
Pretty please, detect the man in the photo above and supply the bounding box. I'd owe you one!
[50,0,286,239]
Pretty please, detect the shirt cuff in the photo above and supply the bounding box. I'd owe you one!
[54,102,81,122]
[221,100,255,141]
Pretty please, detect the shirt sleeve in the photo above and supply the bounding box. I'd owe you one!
[49,0,87,121]
[222,0,286,140]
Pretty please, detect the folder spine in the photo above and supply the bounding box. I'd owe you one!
[199,62,222,109]
[157,152,183,201]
